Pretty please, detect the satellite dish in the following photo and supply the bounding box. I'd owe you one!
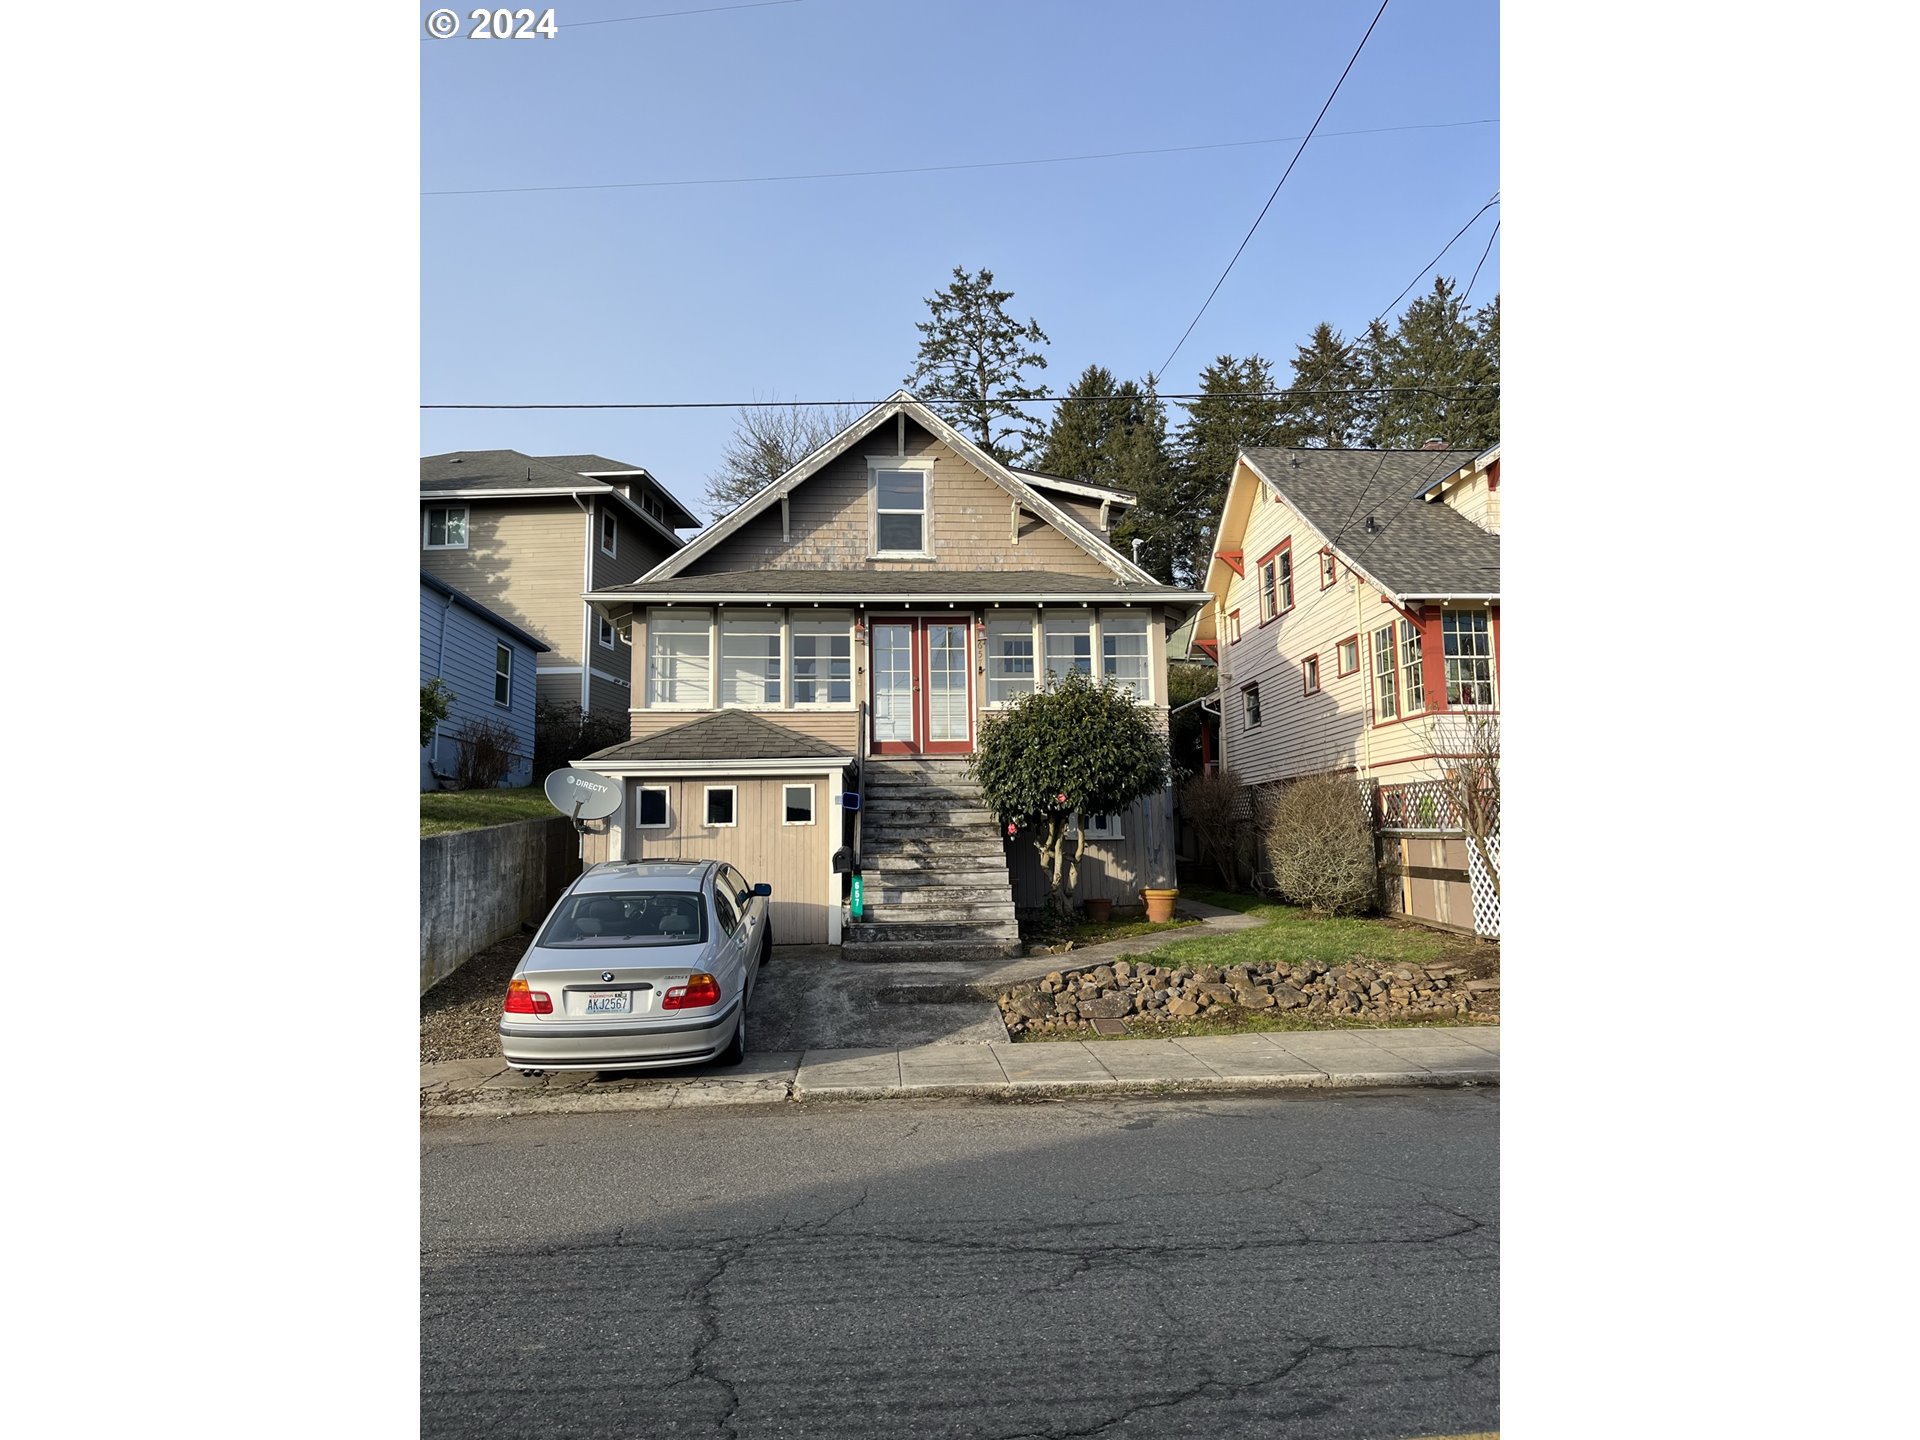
[544,767,623,821]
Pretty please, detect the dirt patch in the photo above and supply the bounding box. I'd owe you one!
[420,930,528,1063]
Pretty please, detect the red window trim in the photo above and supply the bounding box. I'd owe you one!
[1240,679,1263,728]
[1255,537,1293,627]
[1301,654,1320,696]
[1318,546,1338,590]
[1335,633,1360,677]
[1226,608,1241,644]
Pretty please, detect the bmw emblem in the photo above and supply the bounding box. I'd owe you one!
[602,971,616,983]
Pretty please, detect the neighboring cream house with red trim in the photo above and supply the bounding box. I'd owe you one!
[1191,444,1499,789]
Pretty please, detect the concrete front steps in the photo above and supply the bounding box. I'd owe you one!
[844,757,1022,960]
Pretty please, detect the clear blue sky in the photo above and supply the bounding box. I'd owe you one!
[421,0,1499,520]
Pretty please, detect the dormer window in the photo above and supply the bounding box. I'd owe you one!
[870,460,933,557]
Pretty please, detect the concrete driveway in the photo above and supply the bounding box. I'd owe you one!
[747,945,1010,1050]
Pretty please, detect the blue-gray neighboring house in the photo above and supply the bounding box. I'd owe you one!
[422,572,549,790]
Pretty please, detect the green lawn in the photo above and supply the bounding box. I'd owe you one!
[420,787,555,837]
[1147,885,1482,972]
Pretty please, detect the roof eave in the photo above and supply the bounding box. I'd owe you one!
[583,755,854,776]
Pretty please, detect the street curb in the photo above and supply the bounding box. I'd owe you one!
[422,1069,1496,1119]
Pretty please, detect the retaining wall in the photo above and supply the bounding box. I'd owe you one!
[420,816,581,994]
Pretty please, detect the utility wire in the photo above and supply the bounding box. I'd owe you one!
[1156,0,1394,380]
[1376,192,1500,319]
[420,384,1496,411]
[1462,219,1501,304]
[422,118,1496,197]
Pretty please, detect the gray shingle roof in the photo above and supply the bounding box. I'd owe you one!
[421,450,618,493]
[1241,448,1499,598]
[537,453,648,474]
[587,710,850,763]
[590,569,1200,602]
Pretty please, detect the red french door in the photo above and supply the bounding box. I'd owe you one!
[869,616,974,755]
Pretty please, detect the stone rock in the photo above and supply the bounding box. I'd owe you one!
[1166,997,1201,1017]
[1194,966,1223,984]
[1235,988,1276,1010]
[1054,993,1080,1016]
[1271,984,1307,1009]
[1078,993,1132,1019]
[1089,965,1116,987]
[1113,960,1134,980]
[1466,979,1500,992]
[1012,994,1054,1020]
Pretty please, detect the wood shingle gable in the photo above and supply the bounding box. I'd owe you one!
[633,391,1159,587]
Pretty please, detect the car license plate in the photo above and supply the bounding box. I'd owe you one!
[582,991,632,1015]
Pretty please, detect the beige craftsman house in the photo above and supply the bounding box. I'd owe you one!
[580,390,1208,953]
[419,451,700,714]
[1191,444,1500,930]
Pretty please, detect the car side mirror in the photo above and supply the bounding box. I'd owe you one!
[752,883,772,897]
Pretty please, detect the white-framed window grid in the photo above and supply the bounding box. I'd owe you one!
[1244,681,1262,728]
[1443,610,1496,707]
[493,644,511,706]
[648,612,713,709]
[782,783,816,826]
[984,611,1155,706]
[599,506,618,558]
[635,785,670,829]
[869,458,933,557]
[1399,619,1425,715]
[702,785,738,828]
[597,613,617,650]
[424,505,468,550]
[790,614,853,706]
[719,616,783,707]
[1373,625,1398,721]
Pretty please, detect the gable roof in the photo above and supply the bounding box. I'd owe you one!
[633,390,1162,588]
[421,449,692,548]
[585,710,851,766]
[1238,447,1499,599]
[421,571,550,652]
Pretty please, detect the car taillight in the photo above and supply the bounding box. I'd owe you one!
[504,978,553,1015]
[662,973,721,1010]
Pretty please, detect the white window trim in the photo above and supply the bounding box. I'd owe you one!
[719,615,786,710]
[702,785,738,828]
[782,782,816,827]
[494,645,512,707]
[985,611,1040,709]
[789,612,856,709]
[1244,680,1262,729]
[634,784,670,830]
[597,614,617,650]
[867,456,935,559]
[647,610,714,710]
[424,504,469,551]
[599,505,618,559]
[1099,609,1153,705]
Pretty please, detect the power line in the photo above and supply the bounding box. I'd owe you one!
[1375,192,1499,320]
[420,384,1497,411]
[1156,0,1394,380]
[422,118,1497,197]
[1462,220,1501,304]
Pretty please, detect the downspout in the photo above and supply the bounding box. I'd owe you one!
[433,590,454,779]
[575,494,593,713]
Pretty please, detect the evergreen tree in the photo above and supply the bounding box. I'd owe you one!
[1104,379,1175,580]
[904,265,1051,464]
[1036,364,1124,481]
[1161,355,1285,586]
[1369,277,1499,450]
[1276,322,1368,449]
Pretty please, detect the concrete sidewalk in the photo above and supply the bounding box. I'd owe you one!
[421,1025,1498,1117]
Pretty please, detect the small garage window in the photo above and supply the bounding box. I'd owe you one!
[703,786,737,827]
[783,783,815,825]
[636,785,669,828]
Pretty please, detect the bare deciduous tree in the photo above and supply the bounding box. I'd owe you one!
[704,399,859,518]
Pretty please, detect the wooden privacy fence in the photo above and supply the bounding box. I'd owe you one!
[1370,779,1499,939]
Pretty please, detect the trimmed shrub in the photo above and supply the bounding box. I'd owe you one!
[1265,774,1377,915]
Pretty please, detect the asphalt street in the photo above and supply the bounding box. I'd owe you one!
[423,1089,1498,1439]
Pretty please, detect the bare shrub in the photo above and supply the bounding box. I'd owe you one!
[452,717,519,790]
[1265,774,1377,915]
[1179,769,1247,886]
[533,699,628,784]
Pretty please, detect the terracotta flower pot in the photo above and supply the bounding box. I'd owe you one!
[1141,888,1178,923]
[1083,897,1113,924]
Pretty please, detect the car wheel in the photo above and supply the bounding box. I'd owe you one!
[719,1012,746,1066]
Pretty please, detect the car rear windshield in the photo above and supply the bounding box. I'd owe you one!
[536,890,709,948]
